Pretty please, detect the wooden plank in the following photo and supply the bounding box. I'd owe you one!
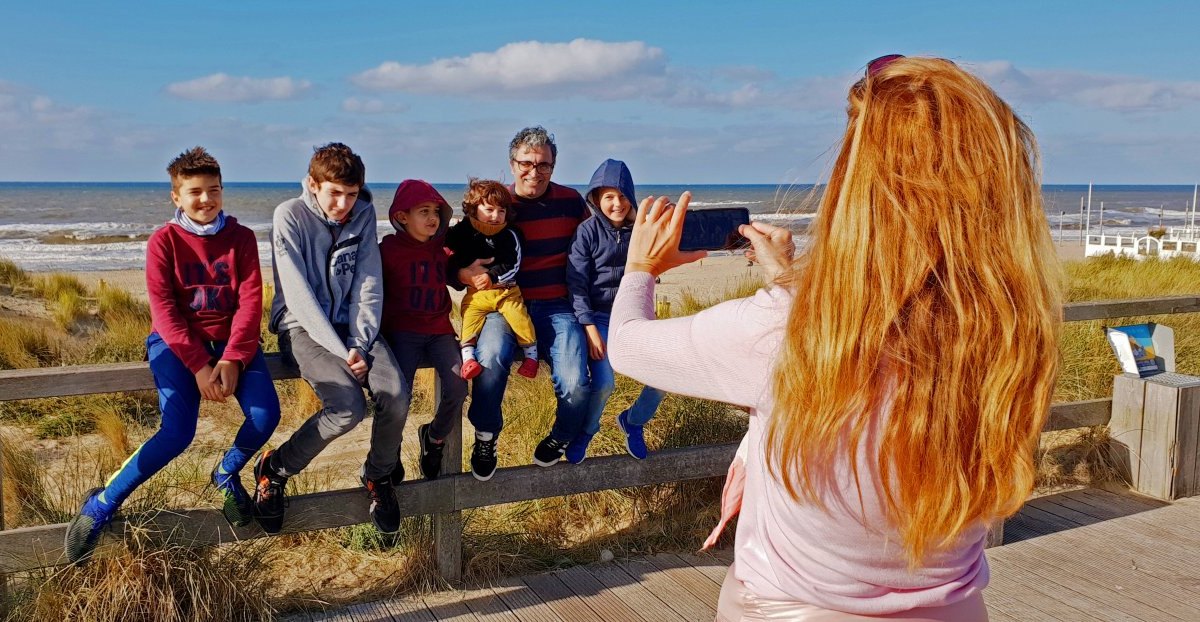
[1062,295,1200,321]
[1176,379,1200,498]
[1141,380,1181,499]
[988,555,1124,622]
[453,443,735,508]
[1045,399,1112,431]
[642,553,722,605]
[519,572,604,622]
[457,585,521,622]
[489,576,564,622]
[674,552,728,586]
[346,601,399,622]
[433,379,463,583]
[552,565,644,621]
[584,563,687,622]
[998,527,1200,619]
[991,544,1163,621]
[0,443,734,573]
[383,596,437,622]
[613,558,716,621]
[1109,374,1146,488]
[422,591,479,622]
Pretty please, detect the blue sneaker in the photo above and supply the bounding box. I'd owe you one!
[618,410,648,460]
[212,464,254,527]
[564,432,595,464]
[65,487,114,565]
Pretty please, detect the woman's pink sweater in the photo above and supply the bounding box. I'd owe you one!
[608,271,988,616]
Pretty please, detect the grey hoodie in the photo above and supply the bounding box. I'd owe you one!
[269,181,383,359]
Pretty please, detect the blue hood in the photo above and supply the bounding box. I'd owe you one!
[585,159,637,225]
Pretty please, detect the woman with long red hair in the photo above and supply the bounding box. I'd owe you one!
[608,56,1061,620]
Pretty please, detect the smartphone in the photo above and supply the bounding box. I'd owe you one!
[679,207,751,251]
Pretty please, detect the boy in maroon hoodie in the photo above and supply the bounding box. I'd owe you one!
[65,147,281,564]
[379,180,468,479]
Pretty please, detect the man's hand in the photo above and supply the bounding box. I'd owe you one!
[195,364,226,402]
[584,324,606,361]
[347,348,369,384]
[214,360,241,397]
[457,257,494,287]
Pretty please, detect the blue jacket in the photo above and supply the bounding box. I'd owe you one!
[567,159,638,325]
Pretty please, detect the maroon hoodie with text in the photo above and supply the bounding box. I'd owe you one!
[145,215,263,373]
[379,180,455,335]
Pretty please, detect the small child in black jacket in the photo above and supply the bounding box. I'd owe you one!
[446,178,539,380]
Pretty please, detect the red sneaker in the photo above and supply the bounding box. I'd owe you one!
[461,359,482,380]
[517,358,539,378]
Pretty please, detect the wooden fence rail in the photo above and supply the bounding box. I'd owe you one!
[0,295,1195,578]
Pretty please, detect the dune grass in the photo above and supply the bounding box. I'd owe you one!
[1,253,1199,619]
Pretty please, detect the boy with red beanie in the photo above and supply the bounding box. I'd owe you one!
[379,180,468,479]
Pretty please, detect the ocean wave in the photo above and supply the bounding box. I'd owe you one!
[689,200,765,207]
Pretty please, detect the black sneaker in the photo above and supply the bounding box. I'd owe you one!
[389,457,406,487]
[212,464,253,527]
[532,435,569,467]
[362,473,401,534]
[252,450,287,534]
[418,423,445,480]
[64,487,113,565]
[470,433,498,481]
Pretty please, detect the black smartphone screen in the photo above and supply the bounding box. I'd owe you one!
[679,207,751,251]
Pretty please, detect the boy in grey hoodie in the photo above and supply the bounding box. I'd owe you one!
[255,142,409,535]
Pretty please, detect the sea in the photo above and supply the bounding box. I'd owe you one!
[0,182,1196,272]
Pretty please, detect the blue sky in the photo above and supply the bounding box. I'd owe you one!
[2,1,1199,184]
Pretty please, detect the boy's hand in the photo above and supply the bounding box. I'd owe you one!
[457,257,494,287]
[584,324,606,361]
[347,348,369,384]
[195,364,226,403]
[470,272,493,290]
[214,360,240,397]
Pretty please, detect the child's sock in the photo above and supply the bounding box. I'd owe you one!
[521,344,538,361]
[461,344,477,362]
[476,430,495,442]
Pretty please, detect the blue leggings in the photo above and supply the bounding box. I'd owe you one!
[97,333,280,511]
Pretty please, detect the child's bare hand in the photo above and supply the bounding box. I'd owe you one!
[584,324,606,361]
[457,257,494,286]
[195,364,226,402]
[470,272,493,290]
[214,360,240,397]
[346,348,369,384]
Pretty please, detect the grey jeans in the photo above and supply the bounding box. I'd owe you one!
[386,331,469,442]
[273,326,409,480]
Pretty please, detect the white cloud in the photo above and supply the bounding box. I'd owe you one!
[165,73,312,103]
[341,97,407,114]
[971,61,1200,112]
[352,39,665,97]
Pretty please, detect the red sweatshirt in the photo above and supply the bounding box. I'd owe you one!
[379,230,454,335]
[145,216,263,373]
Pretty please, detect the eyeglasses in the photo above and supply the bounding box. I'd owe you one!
[512,159,554,175]
[866,54,905,78]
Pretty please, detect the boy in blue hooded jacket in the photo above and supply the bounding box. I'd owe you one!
[564,159,666,463]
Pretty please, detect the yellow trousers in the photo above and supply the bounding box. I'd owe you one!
[461,286,537,347]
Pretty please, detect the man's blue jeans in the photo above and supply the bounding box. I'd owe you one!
[582,313,665,436]
[466,297,589,442]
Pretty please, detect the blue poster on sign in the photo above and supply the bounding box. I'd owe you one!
[1106,323,1174,377]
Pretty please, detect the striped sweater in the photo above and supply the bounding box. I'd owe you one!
[508,182,588,300]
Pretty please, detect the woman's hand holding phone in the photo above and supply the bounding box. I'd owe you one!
[740,222,796,281]
[626,192,708,277]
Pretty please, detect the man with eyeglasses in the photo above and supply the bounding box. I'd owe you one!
[454,126,590,479]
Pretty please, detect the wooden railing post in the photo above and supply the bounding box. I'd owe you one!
[1110,372,1200,500]
[431,376,463,583]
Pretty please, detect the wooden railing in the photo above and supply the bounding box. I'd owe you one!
[1,295,1198,580]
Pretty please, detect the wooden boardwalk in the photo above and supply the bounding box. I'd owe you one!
[287,488,1200,621]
